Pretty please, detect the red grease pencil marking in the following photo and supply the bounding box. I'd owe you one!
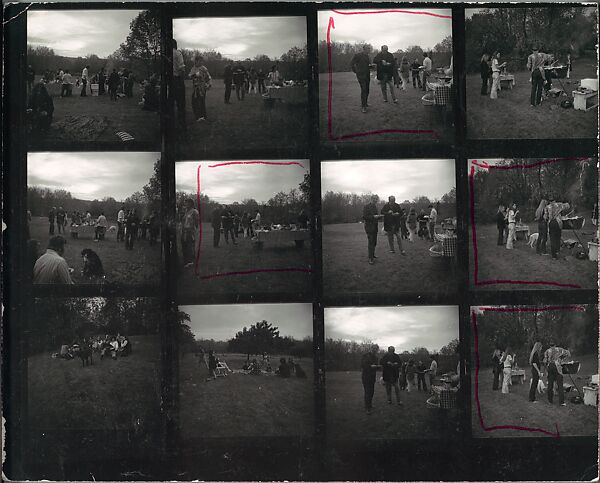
[470,158,589,289]
[326,11,450,142]
[472,305,584,438]
[194,161,314,279]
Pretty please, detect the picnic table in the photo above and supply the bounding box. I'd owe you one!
[511,369,526,384]
[515,224,530,241]
[253,229,310,249]
[263,85,307,106]
[434,232,457,258]
[70,224,98,239]
[499,74,515,90]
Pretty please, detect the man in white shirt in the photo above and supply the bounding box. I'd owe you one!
[117,206,125,242]
[506,203,518,249]
[81,65,90,97]
[95,212,108,241]
[61,70,73,97]
[421,52,433,91]
[428,355,438,390]
[172,39,187,131]
[428,204,438,241]
[33,236,74,284]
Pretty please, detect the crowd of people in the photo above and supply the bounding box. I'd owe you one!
[204,350,306,381]
[363,195,441,265]
[350,45,452,113]
[54,334,132,361]
[491,341,572,406]
[172,40,291,127]
[479,45,572,105]
[360,345,442,413]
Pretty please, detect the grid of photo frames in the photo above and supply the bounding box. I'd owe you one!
[2,2,598,481]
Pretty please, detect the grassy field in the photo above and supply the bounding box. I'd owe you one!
[177,223,313,298]
[28,335,161,432]
[326,371,460,440]
[472,353,598,438]
[323,223,457,297]
[30,216,161,285]
[466,58,598,139]
[30,76,160,149]
[320,71,454,146]
[176,79,310,159]
[179,351,314,440]
[471,221,598,290]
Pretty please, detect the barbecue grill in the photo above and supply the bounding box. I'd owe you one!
[561,360,584,403]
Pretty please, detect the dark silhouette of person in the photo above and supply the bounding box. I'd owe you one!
[351,45,371,113]
[211,205,222,248]
[223,63,233,104]
[108,69,120,101]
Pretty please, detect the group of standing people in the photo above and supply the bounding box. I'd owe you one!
[363,195,439,265]
[361,345,439,414]
[492,341,571,406]
[351,45,436,113]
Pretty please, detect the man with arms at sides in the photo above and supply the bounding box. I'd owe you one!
[373,45,398,104]
[172,39,187,132]
[363,195,383,265]
[223,63,233,104]
[527,44,546,107]
[351,44,372,114]
[428,204,438,242]
[211,204,222,249]
[182,198,200,267]
[421,52,433,91]
[381,195,406,255]
[81,64,90,97]
[428,354,438,392]
[33,235,74,284]
[361,345,381,414]
[380,346,403,406]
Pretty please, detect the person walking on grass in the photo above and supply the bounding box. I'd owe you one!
[500,347,513,394]
[363,195,382,265]
[506,203,518,249]
[351,44,371,114]
[381,195,406,255]
[361,345,380,414]
[528,342,543,403]
[373,45,398,104]
[189,54,211,122]
[380,346,403,406]
[181,198,199,267]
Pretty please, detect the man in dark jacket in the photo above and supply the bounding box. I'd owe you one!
[361,345,380,414]
[221,206,237,245]
[380,346,402,405]
[410,58,422,88]
[381,195,405,255]
[495,204,506,246]
[351,44,371,113]
[373,45,397,103]
[223,64,233,104]
[108,69,120,101]
[211,205,222,248]
[233,64,246,101]
[363,195,382,265]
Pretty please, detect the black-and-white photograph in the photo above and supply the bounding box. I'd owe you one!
[471,305,598,438]
[27,152,161,286]
[469,157,598,290]
[318,8,454,147]
[171,16,309,158]
[466,6,598,139]
[26,297,162,479]
[177,303,314,440]
[175,160,312,300]
[321,159,457,298]
[325,305,461,440]
[27,9,161,149]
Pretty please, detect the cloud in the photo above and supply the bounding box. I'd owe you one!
[176,161,309,204]
[322,159,455,201]
[180,303,313,341]
[27,152,159,201]
[28,10,142,58]
[318,9,452,51]
[173,16,306,60]
[325,305,459,352]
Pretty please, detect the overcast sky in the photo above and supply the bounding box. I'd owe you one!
[28,10,141,58]
[180,303,313,341]
[174,17,307,60]
[318,8,452,51]
[28,152,158,201]
[325,305,458,352]
[176,161,308,204]
[321,160,454,201]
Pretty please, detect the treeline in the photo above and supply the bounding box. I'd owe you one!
[475,305,598,369]
[29,298,161,354]
[193,336,313,360]
[318,38,452,73]
[325,338,460,372]
[177,172,310,225]
[472,158,597,223]
[180,45,308,81]
[27,10,161,80]
[28,160,161,219]
[322,189,456,225]
[465,7,597,73]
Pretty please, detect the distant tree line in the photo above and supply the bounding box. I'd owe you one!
[325,338,460,372]
[465,7,597,73]
[28,160,161,219]
[318,37,453,73]
[180,45,308,81]
[322,188,456,224]
[472,158,596,223]
[177,172,310,225]
[475,305,598,369]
